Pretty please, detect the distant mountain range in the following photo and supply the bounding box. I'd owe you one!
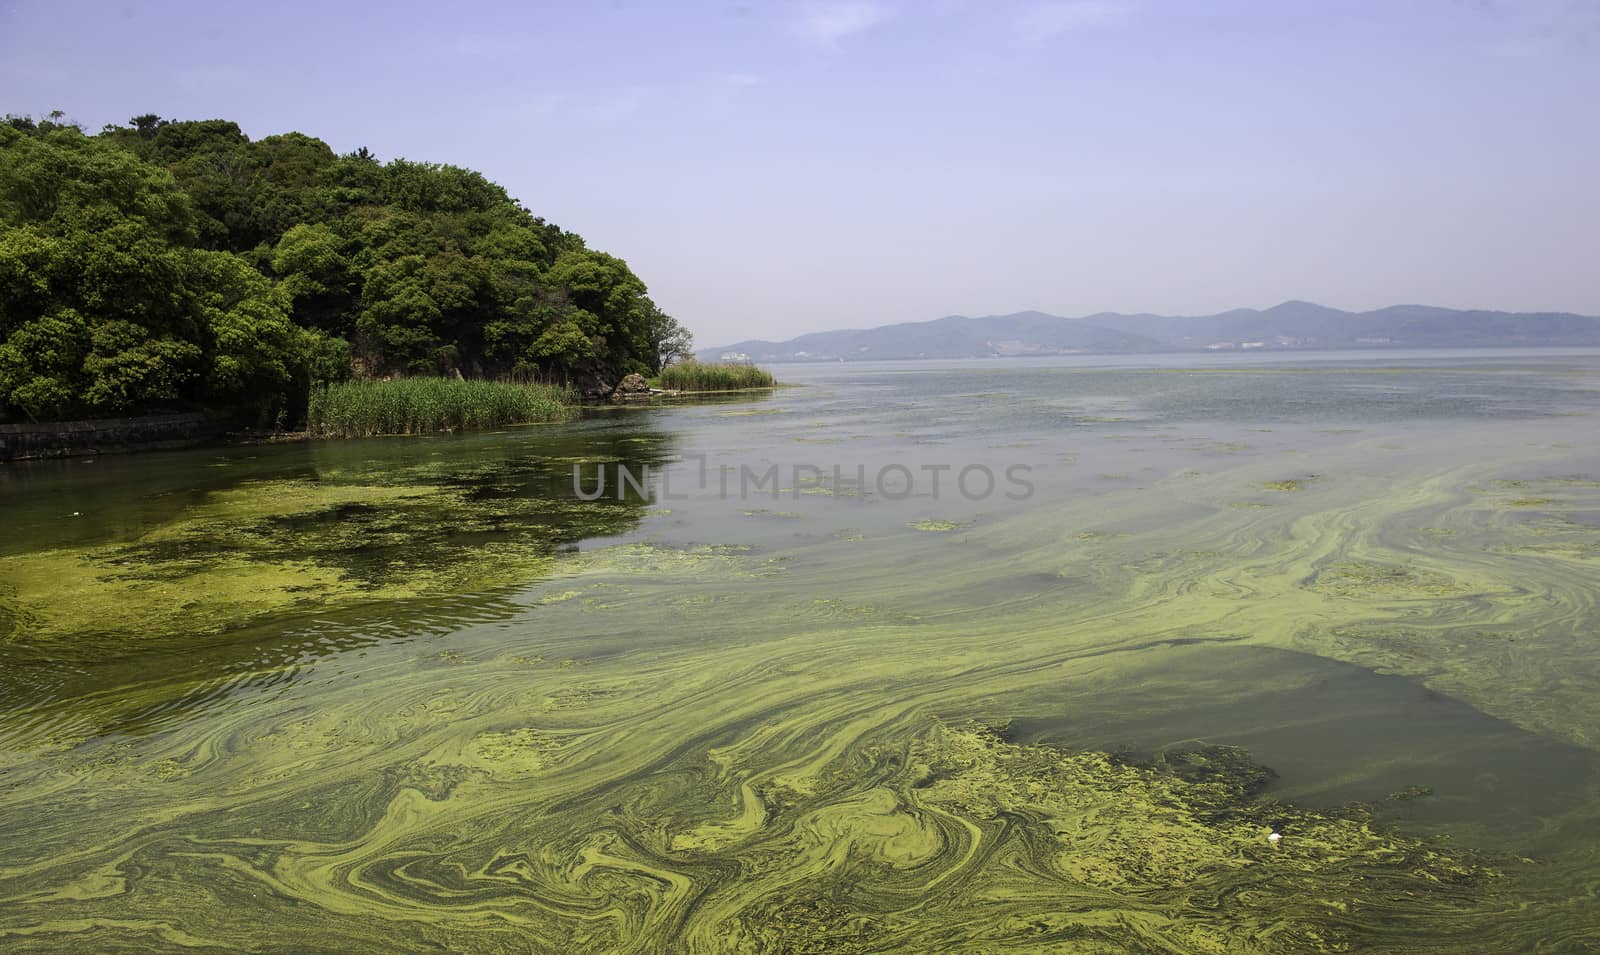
[703,302,1600,362]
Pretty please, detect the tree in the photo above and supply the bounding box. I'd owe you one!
[0,123,197,244]
[544,249,659,374]
[189,250,312,425]
[646,305,693,373]
[271,222,357,335]
[0,126,313,422]
[130,114,167,139]
[1,113,693,420]
[0,307,89,420]
[79,320,202,414]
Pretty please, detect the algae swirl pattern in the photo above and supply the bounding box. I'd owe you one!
[4,363,1600,952]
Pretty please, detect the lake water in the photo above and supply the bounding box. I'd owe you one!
[4,350,1600,952]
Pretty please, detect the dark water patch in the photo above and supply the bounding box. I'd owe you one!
[1007,644,1600,852]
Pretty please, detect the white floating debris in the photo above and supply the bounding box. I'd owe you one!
[1267,831,1282,844]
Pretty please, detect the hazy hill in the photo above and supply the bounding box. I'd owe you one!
[707,311,1160,362]
[705,302,1600,362]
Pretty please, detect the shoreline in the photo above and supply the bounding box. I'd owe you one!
[0,388,787,462]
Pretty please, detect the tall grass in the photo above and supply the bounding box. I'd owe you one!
[654,362,776,392]
[307,378,577,438]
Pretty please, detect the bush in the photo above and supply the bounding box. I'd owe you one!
[306,377,576,437]
[654,362,775,392]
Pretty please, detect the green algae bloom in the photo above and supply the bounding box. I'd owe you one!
[6,358,1600,951]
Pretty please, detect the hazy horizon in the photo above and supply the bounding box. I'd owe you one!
[706,298,1600,349]
[5,0,1597,345]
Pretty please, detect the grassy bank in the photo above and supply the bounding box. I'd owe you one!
[654,362,776,392]
[307,378,577,438]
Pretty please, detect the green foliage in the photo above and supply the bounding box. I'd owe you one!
[0,125,313,424]
[188,251,314,422]
[271,222,358,336]
[654,361,775,392]
[0,113,687,425]
[647,306,694,373]
[0,124,195,244]
[306,377,576,437]
[0,307,88,420]
[305,332,354,386]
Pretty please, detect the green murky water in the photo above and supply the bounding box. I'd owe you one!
[4,351,1600,952]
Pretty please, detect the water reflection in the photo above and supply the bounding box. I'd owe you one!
[0,412,681,745]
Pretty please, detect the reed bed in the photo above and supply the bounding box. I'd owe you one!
[654,362,776,392]
[307,378,577,438]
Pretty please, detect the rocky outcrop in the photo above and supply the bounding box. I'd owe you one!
[612,373,651,400]
[567,360,621,400]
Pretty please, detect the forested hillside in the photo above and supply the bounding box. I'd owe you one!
[0,114,690,425]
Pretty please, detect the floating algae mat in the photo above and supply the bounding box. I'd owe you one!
[5,355,1600,951]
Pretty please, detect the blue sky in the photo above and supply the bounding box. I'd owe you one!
[3,0,1597,345]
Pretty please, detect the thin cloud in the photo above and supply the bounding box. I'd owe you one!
[794,2,891,50]
[1015,0,1135,45]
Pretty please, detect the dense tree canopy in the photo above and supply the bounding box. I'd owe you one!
[0,114,692,424]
